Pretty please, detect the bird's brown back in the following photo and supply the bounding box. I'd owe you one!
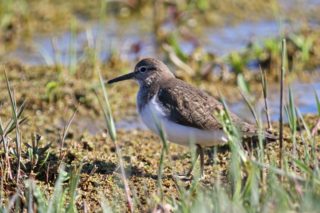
[157,78,258,136]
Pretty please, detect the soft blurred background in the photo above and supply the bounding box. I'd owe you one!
[0,0,320,212]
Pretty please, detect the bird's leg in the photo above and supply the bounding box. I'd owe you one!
[198,145,204,179]
[176,145,204,180]
[185,145,200,177]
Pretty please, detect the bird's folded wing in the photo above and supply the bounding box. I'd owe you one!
[157,79,259,137]
[157,79,224,130]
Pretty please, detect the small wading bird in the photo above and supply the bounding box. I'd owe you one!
[108,58,275,179]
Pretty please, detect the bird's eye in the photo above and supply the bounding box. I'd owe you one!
[139,66,147,73]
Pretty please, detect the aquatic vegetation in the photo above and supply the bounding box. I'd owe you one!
[228,52,249,75]
[45,81,60,102]
[289,34,314,62]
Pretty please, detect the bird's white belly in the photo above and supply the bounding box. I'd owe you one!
[139,97,228,147]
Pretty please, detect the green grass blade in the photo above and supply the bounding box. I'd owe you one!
[314,90,320,116]
[66,165,82,213]
[98,69,117,141]
[47,165,68,213]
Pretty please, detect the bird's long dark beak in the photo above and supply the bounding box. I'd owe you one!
[107,72,135,84]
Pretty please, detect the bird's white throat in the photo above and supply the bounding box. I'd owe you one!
[138,96,228,147]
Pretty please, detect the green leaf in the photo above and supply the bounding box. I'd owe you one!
[229,52,246,74]
[167,34,188,62]
[237,74,251,96]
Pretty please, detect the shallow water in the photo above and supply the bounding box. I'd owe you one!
[203,20,318,56]
[4,18,155,65]
[6,19,318,64]
[230,79,320,124]
[4,1,320,65]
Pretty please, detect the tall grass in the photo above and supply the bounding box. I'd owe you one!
[285,88,297,171]
[97,68,134,212]
[279,38,286,168]
[2,70,24,182]
[260,66,272,130]
[0,73,82,212]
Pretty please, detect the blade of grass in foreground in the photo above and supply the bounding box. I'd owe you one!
[219,96,247,163]
[98,69,116,141]
[311,90,320,136]
[4,70,22,182]
[66,165,82,213]
[97,68,133,213]
[260,66,272,130]
[297,109,319,172]
[218,95,247,201]
[279,38,286,169]
[239,90,259,126]
[28,180,48,212]
[285,88,297,172]
[47,165,68,212]
[22,165,82,212]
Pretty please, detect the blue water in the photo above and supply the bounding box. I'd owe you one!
[4,18,156,65]
[230,80,320,123]
[4,5,320,65]
[203,21,307,56]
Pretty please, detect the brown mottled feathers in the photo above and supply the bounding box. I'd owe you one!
[157,78,258,136]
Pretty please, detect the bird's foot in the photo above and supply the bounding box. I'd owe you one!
[173,172,205,181]
[174,173,193,181]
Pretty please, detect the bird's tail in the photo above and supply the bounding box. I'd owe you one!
[243,126,278,142]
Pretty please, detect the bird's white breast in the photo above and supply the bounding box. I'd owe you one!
[139,96,228,147]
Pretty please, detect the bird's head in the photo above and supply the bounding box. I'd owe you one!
[108,58,174,86]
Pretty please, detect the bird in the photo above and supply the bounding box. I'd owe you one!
[108,58,275,179]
